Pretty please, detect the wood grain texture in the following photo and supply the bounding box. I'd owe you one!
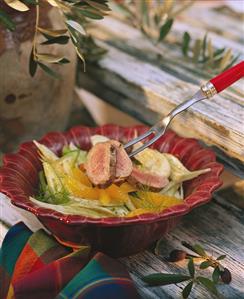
[1,192,244,299]
[79,5,244,162]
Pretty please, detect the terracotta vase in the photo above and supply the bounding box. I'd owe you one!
[0,3,77,153]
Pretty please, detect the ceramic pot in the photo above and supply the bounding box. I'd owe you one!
[0,3,77,152]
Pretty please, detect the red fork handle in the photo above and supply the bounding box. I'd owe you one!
[210,61,244,93]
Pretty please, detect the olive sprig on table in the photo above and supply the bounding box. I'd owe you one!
[143,241,231,298]
[181,32,239,74]
[0,0,109,78]
[110,0,238,75]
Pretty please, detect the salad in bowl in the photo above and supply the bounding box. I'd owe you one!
[0,125,223,256]
[31,135,211,219]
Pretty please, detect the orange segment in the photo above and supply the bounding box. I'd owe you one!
[132,191,183,211]
[120,182,137,193]
[127,208,151,217]
[99,189,112,205]
[71,167,92,187]
[64,177,98,199]
[106,184,130,203]
[140,192,183,207]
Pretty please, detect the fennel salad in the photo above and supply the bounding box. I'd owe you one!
[30,135,210,218]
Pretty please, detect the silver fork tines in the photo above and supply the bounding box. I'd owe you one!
[124,89,207,157]
[124,117,169,157]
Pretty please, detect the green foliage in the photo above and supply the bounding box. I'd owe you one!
[1,0,109,78]
[111,0,237,75]
[111,0,192,43]
[182,281,193,299]
[158,19,174,42]
[143,241,231,298]
[0,10,15,31]
[182,31,239,73]
[142,273,191,286]
[197,276,218,296]
[188,258,195,277]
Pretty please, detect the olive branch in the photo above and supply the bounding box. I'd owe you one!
[111,0,239,75]
[0,0,109,78]
[143,241,232,298]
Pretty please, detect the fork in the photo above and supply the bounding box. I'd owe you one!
[124,61,244,157]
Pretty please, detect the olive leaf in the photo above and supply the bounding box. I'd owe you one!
[216,254,226,261]
[142,273,191,286]
[75,46,86,71]
[37,62,61,79]
[182,31,191,56]
[76,7,104,19]
[224,54,239,71]
[140,0,149,27]
[201,33,207,60]
[3,0,29,11]
[182,242,207,257]
[213,48,225,60]
[188,258,195,277]
[0,10,15,31]
[41,35,70,45]
[193,39,202,63]
[23,0,38,4]
[199,260,212,269]
[212,267,221,283]
[38,27,68,37]
[57,58,70,64]
[29,48,38,77]
[36,53,65,63]
[45,0,58,7]
[66,20,86,35]
[84,0,110,11]
[197,276,218,296]
[158,19,174,42]
[182,281,194,299]
[219,49,232,71]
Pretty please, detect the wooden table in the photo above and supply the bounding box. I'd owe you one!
[1,2,244,299]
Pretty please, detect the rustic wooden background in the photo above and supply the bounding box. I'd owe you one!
[1,1,244,299]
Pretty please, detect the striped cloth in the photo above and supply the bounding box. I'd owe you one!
[0,222,140,299]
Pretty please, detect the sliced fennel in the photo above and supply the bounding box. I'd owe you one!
[91,135,110,145]
[164,153,210,183]
[34,140,58,162]
[62,142,79,155]
[34,141,87,195]
[134,143,171,178]
[160,181,184,199]
[29,196,131,218]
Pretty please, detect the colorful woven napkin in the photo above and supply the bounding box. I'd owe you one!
[0,222,140,299]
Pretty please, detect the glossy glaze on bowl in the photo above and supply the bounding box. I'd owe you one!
[0,125,223,257]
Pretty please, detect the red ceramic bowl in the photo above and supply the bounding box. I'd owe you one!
[0,125,223,257]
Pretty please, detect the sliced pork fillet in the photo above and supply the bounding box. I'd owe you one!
[129,166,169,190]
[85,140,132,186]
[110,140,133,179]
[85,142,116,186]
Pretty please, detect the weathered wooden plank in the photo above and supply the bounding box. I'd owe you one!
[87,16,243,101]
[181,4,243,43]
[119,198,244,299]
[78,42,244,162]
